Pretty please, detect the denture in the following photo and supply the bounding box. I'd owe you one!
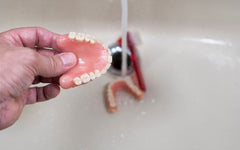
[106,73,144,113]
[57,32,112,89]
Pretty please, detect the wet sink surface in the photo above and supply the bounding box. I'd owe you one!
[1,0,240,150]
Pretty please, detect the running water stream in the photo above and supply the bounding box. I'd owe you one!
[121,0,128,77]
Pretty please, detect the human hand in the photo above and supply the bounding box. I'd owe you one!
[0,27,77,130]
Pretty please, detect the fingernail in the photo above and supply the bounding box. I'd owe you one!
[60,53,77,67]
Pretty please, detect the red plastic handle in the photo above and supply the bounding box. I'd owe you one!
[117,32,146,92]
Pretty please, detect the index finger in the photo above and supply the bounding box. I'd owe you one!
[0,27,60,51]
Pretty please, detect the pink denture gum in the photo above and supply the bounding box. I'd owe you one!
[57,32,112,89]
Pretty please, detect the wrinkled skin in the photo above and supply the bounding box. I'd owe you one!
[0,27,77,130]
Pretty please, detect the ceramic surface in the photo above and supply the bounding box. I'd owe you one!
[0,0,240,150]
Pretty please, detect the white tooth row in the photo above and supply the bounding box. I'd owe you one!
[125,80,142,96]
[97,53,112,75]
[73,62,112,86]
[72,62,111,86]
[107,84,117,107]
[73,70,101,85]
[68,32,96,44]
[104,49,112,73]
[73,57,112,86]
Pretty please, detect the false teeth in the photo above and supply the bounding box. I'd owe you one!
[89,72,96,80]
[90,39,95,44]
[76,33,85,41]
[106,77,144,113]
[95,70,101,77]
[85,35,91,42]
[81,73,90,83]
[101,68,107,74]
[108,56,112,63]
[106,63,111,70]
[73,77,82,85]
[68,32,76,40]
[63,32,113,88]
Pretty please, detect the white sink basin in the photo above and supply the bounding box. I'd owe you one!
[1,0,240,149]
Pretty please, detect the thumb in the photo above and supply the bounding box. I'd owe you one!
[35,52,77,77]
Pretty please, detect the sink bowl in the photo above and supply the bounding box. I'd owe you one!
[0,0,240,149]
